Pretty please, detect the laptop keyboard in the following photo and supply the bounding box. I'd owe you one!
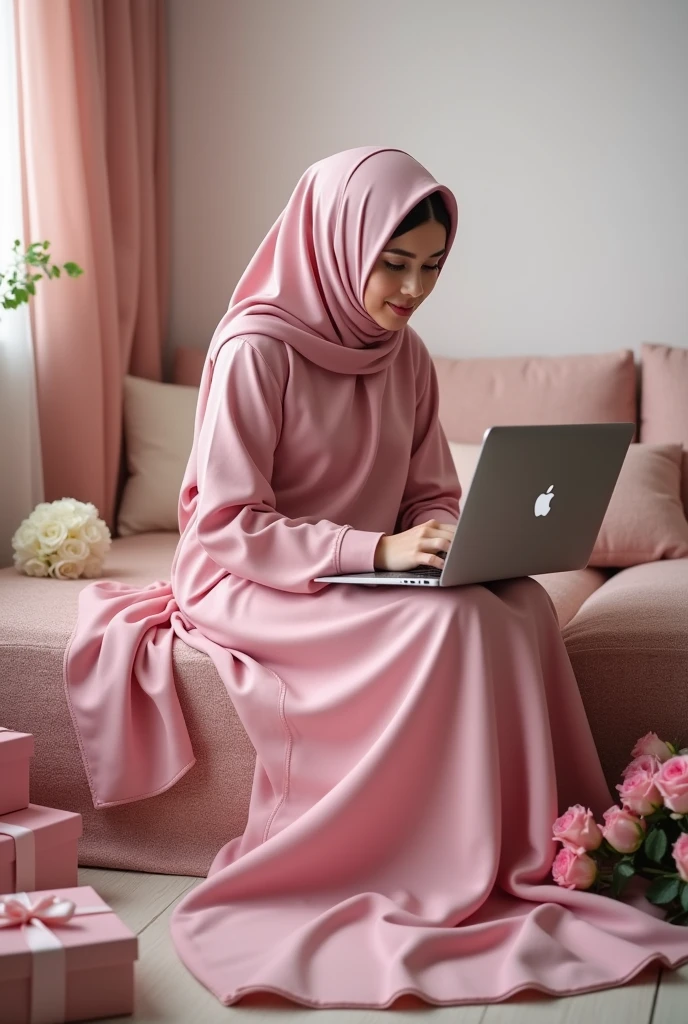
[370,566,442,578]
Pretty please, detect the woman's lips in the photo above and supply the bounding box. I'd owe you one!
[386,302,414,317]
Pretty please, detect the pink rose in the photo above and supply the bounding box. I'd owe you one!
[601,805,647,854]
[552,804,603,853]
[552,848,598,890]
[621,753,662,780]
[631,732,675,763]
[616,768,663,816]
[655,756,688,814]
[672,833,688,883]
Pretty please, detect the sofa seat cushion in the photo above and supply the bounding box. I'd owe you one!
[1,533,183,645]
[562,558,688,786]
[0,533,612,875]
[0,533,257,876]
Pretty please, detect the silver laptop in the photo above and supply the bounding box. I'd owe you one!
[315,422,635,588]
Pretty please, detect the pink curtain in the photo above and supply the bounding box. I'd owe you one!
[14,0,169,528]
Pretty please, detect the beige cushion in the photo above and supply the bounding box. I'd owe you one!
[640,343,688,516]
[449,441,688,569]
[117,376,199,536]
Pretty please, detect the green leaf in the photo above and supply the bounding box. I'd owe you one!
[645,828,669,863]
[51,265,61,279]
[681,883,688,913]
[612,860,635,898]
[63,262,83,277]
[646,876,681,905]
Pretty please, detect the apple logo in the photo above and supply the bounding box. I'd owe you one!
[534,485,555,517]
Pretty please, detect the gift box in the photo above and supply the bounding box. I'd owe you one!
[0,728,34,816]
[0,805,82,895]
[0,885,137,1023]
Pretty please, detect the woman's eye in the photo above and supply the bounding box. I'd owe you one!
[383,261,440,273]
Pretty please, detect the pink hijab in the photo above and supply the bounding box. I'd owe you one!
[207,146,459,376]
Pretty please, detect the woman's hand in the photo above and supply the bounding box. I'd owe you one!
[373,519,457,571]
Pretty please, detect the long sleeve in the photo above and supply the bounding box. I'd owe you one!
[194,339,384,593]
[396,345,462,533]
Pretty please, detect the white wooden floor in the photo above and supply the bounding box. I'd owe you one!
[80,866,688,1024]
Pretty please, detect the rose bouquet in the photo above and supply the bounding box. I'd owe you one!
[12,498,111,580]
[551,732,688,925]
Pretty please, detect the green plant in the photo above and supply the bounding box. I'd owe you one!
[0,239,83,317]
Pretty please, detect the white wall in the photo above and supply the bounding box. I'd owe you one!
[166,0,688,361]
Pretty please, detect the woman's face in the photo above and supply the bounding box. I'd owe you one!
[363,218,447,330]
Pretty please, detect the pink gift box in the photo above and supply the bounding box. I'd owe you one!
[0,885,137,1023]
[0,728,34,816]
[0,805,82,895]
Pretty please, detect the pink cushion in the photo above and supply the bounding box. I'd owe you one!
[588,443,688,567]
[640,343,688,516]
[434,350,637,443]
[172,346,641,453]
[173,346,206,387]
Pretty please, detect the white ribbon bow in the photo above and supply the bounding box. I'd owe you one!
[0,893,77,928]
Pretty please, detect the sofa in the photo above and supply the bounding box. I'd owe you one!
[1,342,688,878]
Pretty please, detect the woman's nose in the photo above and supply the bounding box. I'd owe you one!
[400,273,423,299]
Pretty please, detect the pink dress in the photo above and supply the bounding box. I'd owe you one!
[66,331,688,1008]
[64,147,688,1008]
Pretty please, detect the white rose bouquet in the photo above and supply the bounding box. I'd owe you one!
[12,498,111,580]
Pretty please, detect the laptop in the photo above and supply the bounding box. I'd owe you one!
[315,422,635,588]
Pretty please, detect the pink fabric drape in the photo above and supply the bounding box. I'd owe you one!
[14,0,169,528]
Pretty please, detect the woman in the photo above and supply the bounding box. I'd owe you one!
[65,147,688,1008]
